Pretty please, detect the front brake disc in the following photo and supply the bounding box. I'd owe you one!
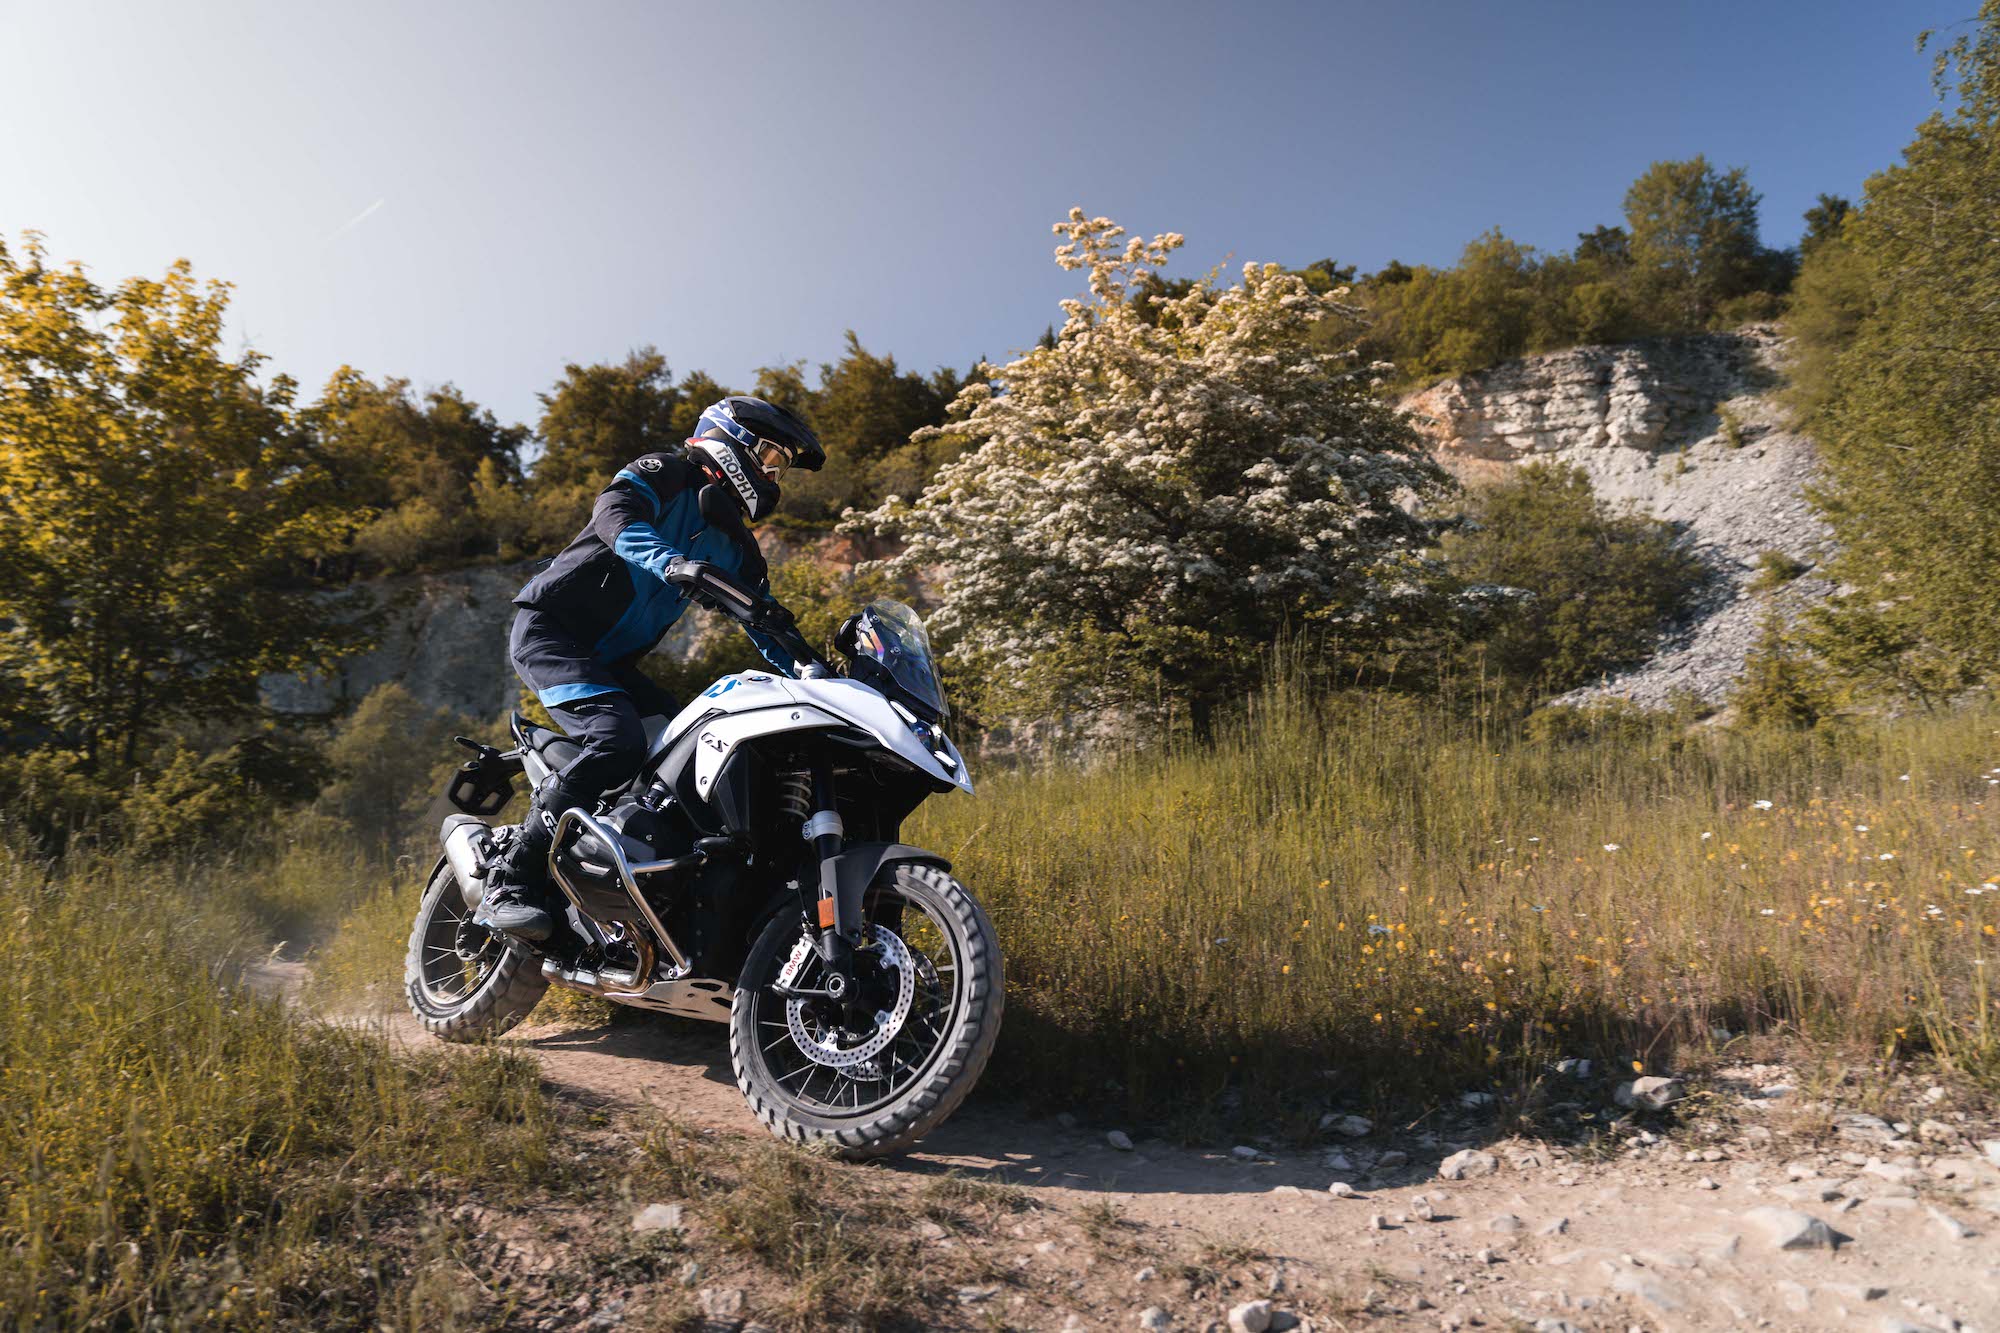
[784,927,917,1069]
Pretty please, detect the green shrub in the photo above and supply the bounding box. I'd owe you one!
[1445,461,1706,693]
[317,683,472,857]
[1750,549,1811,591]
[1731,616,1835,731]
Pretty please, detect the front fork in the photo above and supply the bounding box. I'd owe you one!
[800,763,869,1024]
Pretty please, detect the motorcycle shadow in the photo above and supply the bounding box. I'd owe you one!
[511,1011,753,1121]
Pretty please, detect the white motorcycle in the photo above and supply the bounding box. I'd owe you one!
[406,574,1002,1158]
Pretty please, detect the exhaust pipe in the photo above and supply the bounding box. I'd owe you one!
[441,814,494,909]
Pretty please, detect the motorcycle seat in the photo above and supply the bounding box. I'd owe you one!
[518,711,671,777]
[520,721,582,773]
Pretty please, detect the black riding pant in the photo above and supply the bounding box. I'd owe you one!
[508,608,678,805]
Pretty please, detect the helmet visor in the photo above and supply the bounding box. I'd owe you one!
[753,438,794,481]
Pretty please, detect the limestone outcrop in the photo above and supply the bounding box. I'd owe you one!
[1402,327,1832,709]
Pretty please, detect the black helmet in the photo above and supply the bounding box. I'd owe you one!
[688,396,824,519]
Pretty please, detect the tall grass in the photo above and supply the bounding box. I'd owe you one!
[0,847,553,1328]
[917,682,2000,1120]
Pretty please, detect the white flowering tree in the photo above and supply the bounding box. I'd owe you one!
[853,211,1454,726]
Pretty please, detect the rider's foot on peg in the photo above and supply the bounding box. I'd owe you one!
[473,885,554,942]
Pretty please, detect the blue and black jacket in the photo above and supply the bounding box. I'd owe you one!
[511,451,796,707]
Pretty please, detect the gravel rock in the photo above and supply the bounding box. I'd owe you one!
[1835,1112,1896,1142]
[1539,1215,1570,1235]
[955,1285,999,1305]
[1134,1266,1157,1284]
[1376,1150,1410,1169]
[1326,1115,1373,1138]
[1488,1213,1525,1233]
[1695,1177,1720,1190]
[1227,1300,1274,1333]
[1323,1151,1356,1172]
[1864,1160,1919,1185]
[1327,1181,1358,1198]
[631,1203,685,1233]
[697,1288,746,1319]
[1980,1139,2000,1167]
[1775,1181,1844,1204]
[1459,1091,1495,1108]
[1231,1145,1267,1162]
[1107,1130,1135,1151]
[1742,1205,1845,1250]
[1917,1119,1957,1143]
[1367,1213,1388,1231]
[1611,1269,1684,1312]
[1927,1206,1977,1240]
[1474,1247,1498,1265]
[1438,1149,1498,1180]
[1614,1076,1686,1111]
[1137,1307,1171,1330]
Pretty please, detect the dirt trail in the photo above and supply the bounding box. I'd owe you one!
[392,1000,2000,1333]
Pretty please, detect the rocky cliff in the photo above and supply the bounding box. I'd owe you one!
[1402,327,1830,709]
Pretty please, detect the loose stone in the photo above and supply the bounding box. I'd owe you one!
[1741,1205,1844,1250]
[1227,1300,1274,1333]
[1438,1149,1498,1180]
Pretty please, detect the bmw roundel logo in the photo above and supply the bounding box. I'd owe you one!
[637,456,664,471]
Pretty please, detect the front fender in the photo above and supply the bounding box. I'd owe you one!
[829,841,951,938]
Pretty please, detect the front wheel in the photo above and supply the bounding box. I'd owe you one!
[730,863,1004,1158]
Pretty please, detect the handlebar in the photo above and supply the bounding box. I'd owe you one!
[668,559,827,677]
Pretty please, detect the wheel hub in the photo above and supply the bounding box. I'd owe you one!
[783,927,917,1070]
[454,915,501,963]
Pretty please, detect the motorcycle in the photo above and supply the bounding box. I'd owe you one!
[403,566,1002,1158]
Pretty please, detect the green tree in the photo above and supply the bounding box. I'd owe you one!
[318,682,467,854]
[1799,192,1853,261]
[1363,230,1541,379]
[307,370,528,571]
[1786,3,2000,700]
[0,236,366,766]
[855,210,1454,729]
[533,349,683,493]
[667,370,733,439]
[752,335,963,526]
[1622,156,1765,328]
[1574,225,1632,267]
[1445,461,1704,692]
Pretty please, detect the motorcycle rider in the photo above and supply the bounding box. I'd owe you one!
[474,396,825,941]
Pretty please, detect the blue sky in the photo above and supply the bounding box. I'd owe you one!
[0,0,1963,429]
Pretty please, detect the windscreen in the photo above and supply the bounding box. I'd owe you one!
[853,599,948,720]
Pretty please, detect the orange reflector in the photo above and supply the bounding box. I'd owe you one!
[817,897,837,928]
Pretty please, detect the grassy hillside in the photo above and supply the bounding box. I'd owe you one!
[914,685,2000,1124]
[0,849,554,1328]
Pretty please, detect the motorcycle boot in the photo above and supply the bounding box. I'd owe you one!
[473,775,584,942]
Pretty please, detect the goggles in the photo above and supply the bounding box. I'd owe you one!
[752,438,795,481]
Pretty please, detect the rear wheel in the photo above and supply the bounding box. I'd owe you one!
[729,862,1003,1158]
[404,858,548,1041]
